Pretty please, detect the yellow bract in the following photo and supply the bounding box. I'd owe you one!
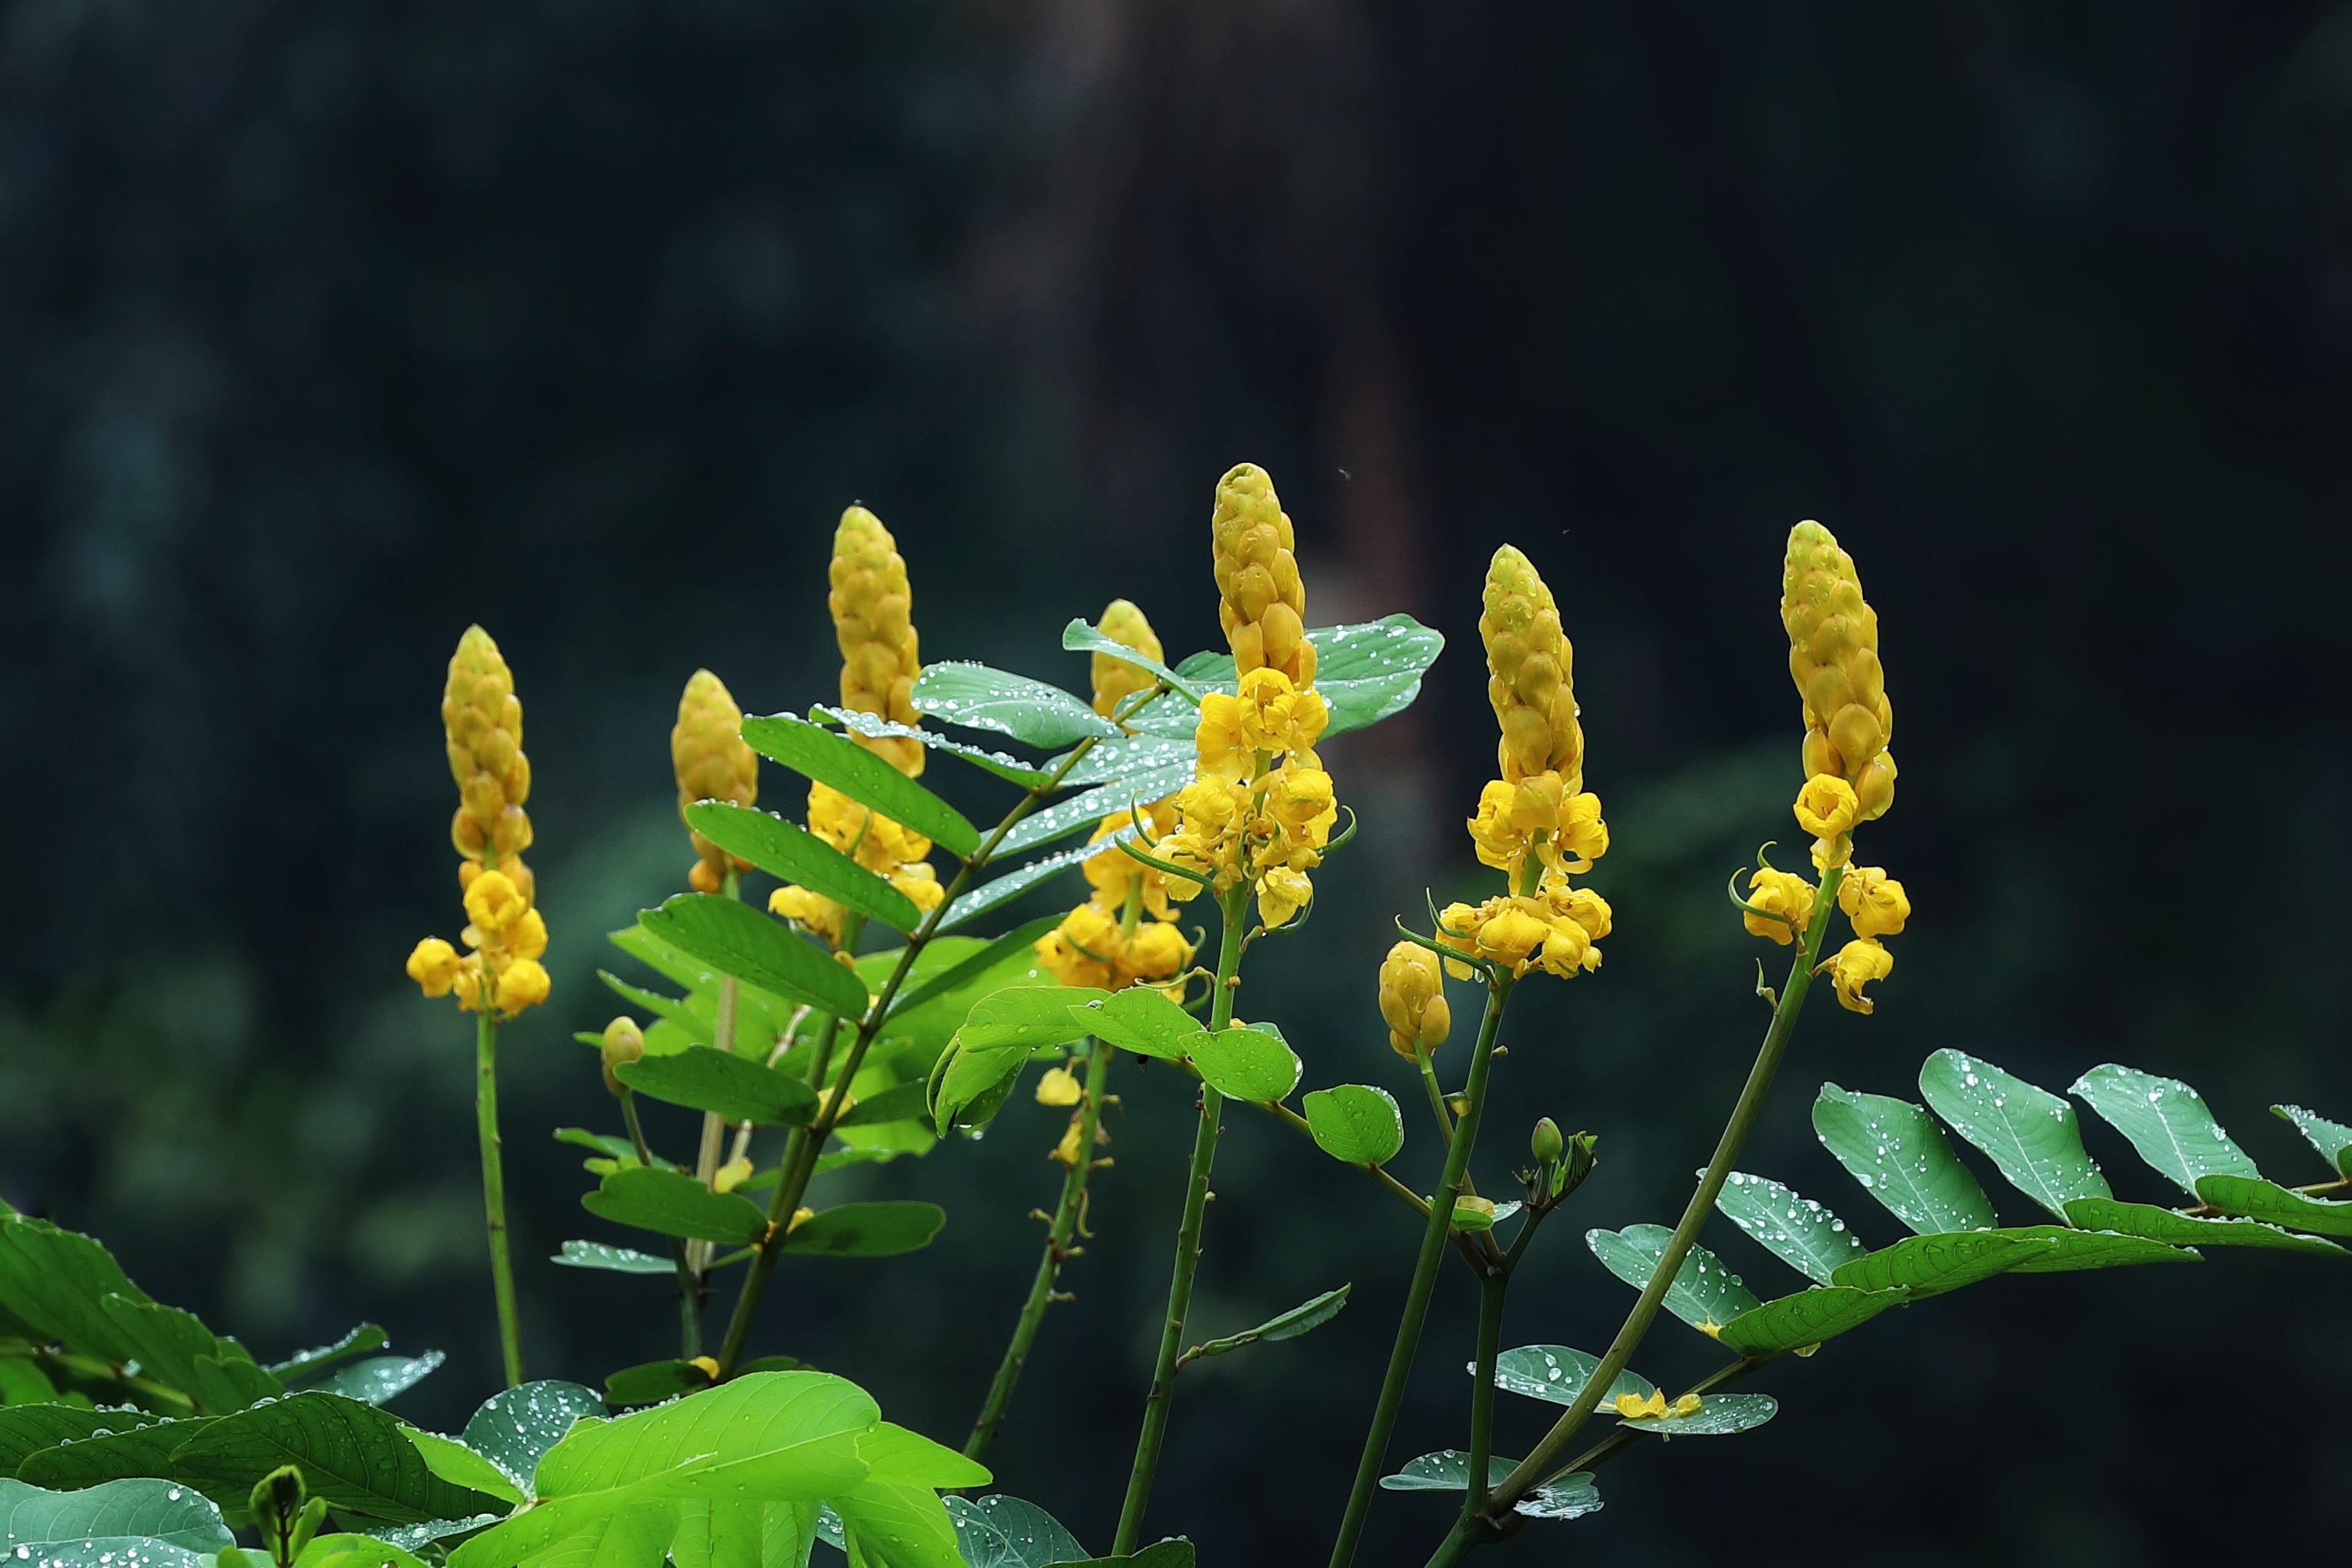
[674,668,758,894]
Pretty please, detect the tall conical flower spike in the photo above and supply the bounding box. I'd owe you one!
[1782,521,1896,837]
[1480,544,1584,794]
[829,504,924,776]
[673,669,758,894]
[1210,464,1315,687]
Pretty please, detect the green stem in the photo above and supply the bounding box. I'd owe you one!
[1418,1050,1456,1147]
[475,1008,524,1388]
[619,1090,701,1361]
[2,1344,195,1414]
[1326,975,1514,1568]
[1472,866,1846,1530]
[711,744,1094,1377]
[688,873,744,1281]
[1111,887,1248,1556]
[1463,1267,1507,1516]
[964,1036,1114,1461]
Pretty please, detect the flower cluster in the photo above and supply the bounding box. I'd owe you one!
[771,508,942,944]
[673,668,758,894]
[1148,466,1342,929]
[406,626,551,1016]
[1438,547,1613,980]
[1037,601,1201,992]
[1744,521,1912,1013]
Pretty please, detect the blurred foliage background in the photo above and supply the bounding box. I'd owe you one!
[3,2,2350,1563]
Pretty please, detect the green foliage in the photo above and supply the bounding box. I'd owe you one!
[1303,1087,1405,1167]
[638,894,872,1021]
[740,713,982,858]
[1487,1347,1654,1409]
[1811,1085,1995,1235]
[779,1203,946,1258]
[0,1476,232,1568]
[1157,618,1444,738]
[1059,621,1208,704]
[2274,1104,2352,1178]
[1378,1454,1601,1522]
[1713,1172,1868,1285]
[1715,1287,1907,1358]
[1074,988,1199,1061]
[1615,1395,1777,1436]
[1917,1050,2109,1220]
[615,1046,821,1127]
[310,1354,443,1409]
[997,769,1194,857]
[459,1382,608,1494]
[2057,1199,2344,1257]
[1188,1027,1301,1105]
[941,1493,1085,1568]
[684,802,924,933]
[2190,1176,2352,1237]
[911,664,1120,749]
[1585,1227,1761,1333]
[1177,1287,1348,1369]
[582,1169,771,1246]
[2068,1064,2260,1195]
[815,708,1053,789]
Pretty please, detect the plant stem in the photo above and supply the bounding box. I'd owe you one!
[1111,887,1248,1556]
[619,1090,701,1360]
[475,1008,524,1388]
[1418,1050,1456,1147]
[1472,866,1846,1530]
[1463,1266,1507,1516]
[1326,974,1514,1568]
[711,742,1094,1377]
[688,871,744,1282]
[964,1035,1114,1461]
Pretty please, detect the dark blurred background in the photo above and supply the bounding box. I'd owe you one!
[3,2,2350,1563]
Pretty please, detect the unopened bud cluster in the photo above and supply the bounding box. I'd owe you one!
[1744,521,1911,1014]
[406,626,551,1017]
[1151,465,1343,930]
[1438,547,1613,980]
[673,669,758,894]
[771,508,943,943]
[1039,601,1200,992]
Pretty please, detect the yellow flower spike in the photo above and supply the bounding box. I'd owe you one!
[1828,937,1894,1014]
[406,938,461,998]
[1035,1066,1084,1107]
[1092,598,1165,718]
[1743,867,1818,945]
[1127,920,1192,983]
[1782,520,1897,822]
[1839,866,1911,940]
[1378,941,1452,1060]
[1081,804,1198,917]
[1467,781,1526,872]
[1210,464,1315,687]
[673,669,758,893]
[462,870,528,936]
[1480,546,1584,792]
[828,504,925,775]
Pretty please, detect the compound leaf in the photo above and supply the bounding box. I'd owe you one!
[1814,1084,1995,1234]
[2070,1064,2258,1196]
[1714,1171,1869,1287]
[1918,1050,2110,1220]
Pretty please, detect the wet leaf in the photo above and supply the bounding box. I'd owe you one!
[1485,1345,1654,1408]
[911,664,1119,748]
[997,767,1196,856]
[2191,1175,2352,1237]
[1189,1027,1300,1104]
[2273,1104,2352,1180]
[815,707,1051,789]
[941,1493,1084,1568]
[174,1393,507,1525]
[1302,1086,1404,1167]
[1074,987,1202,1061]
[1918,1050,2109,1220]
[1714,1287,1907,1357]
[582,1168,770,1246]
[685,803,923,933]
[1616,1393,1778,1436]
[1714,1170,1870,1287]
[461,1383,607,1496]
[616,1045,821,1127]
[1059,621,1208,704]
[314,1353,444,1408]
[1585,1227,1761,1335]
[638,894,871,1021]
[2060,1197,2346,1256]
[550,1241,675,1275]
[1180,1286,1348,1365]
[1814,1084,1995,1234]
[1827,1231,2047,1298]
[2070,1064,2258,1197]
[741,713,982,858]
[0,1477,232,1568]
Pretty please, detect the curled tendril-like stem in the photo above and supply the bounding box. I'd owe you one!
[1394,911,1500,985]
[1115,837,1198,883]
[1321,804,1361,856]
[1723,867,1800,933]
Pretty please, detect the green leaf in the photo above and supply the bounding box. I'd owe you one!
[815,706,1051,788]
[911,664,1118,748]
[1059,621,1208,703]
[854,1424,989,1491]
[1378,1450,1515,1493]
[1827,1231,2048,1298]
[1714,1287,1908,1358]
[596,970,708,1045]
[2191,1175,2352,1237]
[173,1393,508,1525]
[686,803,924,932]
[1487,1346,1654,1408]
[781,1203,946,1258]
[941,1495,1083,1568]
[16,1420,209,1495]
[1302,1086,1405,1167]
[461,1383,607,1495]
[938,837,1121,932]
[1168,618,1446,738]
[838,1081,933,1128]
[998,767,1195,857]
[602,1362,712,1407]
[267,1326,389,1382]
[1190,1027,1302,1104]
[2069,1064,2259,1196]
[1074,988,1202,1061]
[1714,1172,1870,1287]
[0,1476,232,1568]
[1616,1394,1778,1437]
[298,1533,435,1568]
[615,1045,821,1127]
[952,987,1106,1053]
[1512,1473,1604,1523]
[741,714,982,859]
[2061,1197,2347,1257]
[405,1430,528,1510]
[1050,1542,1197,1568]
[1996,1225,2198,1273]
[0,1407,174,1473]
[1813,1084,1996,1234]
[1918,1050,2110,1221]
[639,894,872,1021]
[551,1241,676,1275]
[315,1353,443,1408]
[882,920,1067,1026]
[830,1478,965,1568]
[1180,1286,1348,1366]
[2274,1104,2352,1180]
[1054,734,1196,788]
[929,1045,1031,1134]
[1585,1227,1762,1333]
[349,1517,501,1556]
[582,1169,770,1246]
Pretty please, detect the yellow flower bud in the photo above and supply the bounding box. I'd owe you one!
[674,669,758,879]
[601,1016,645,1084]
[1827,937,1893,1014]
[1378,941,1451,1060]
[406,938,462,998]
[1793,775,1860,841]
[1839,866,1911,940]
[462,869,528,936]
[828,505,924,775]
[1051,1111,1087,1168]
[495,957,551,1016]
[769,883,845,944]
[1743,867,1817,945]
[1211,464,1316,687]
[712,1157,753,1194]
[1035,1066,1084,1107]
[1480,546,1583,791]
[441,625,532,857]
[1782,521,1895,822]
[1092,598,1165,717]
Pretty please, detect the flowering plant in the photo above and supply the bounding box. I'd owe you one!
[2,464,2347,1568]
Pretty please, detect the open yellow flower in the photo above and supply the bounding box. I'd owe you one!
[1839,866,1911,940]
[1743,867,1817,945]
[1827,937,1894,1014]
